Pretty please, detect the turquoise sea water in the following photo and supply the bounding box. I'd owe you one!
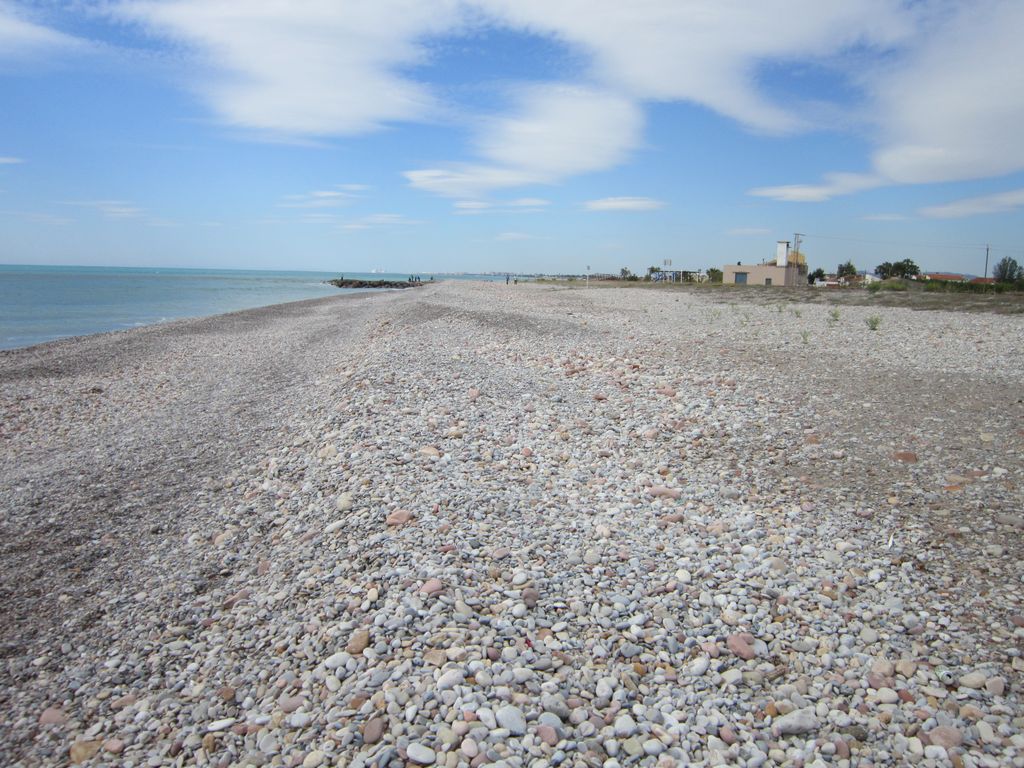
[0,265,494,351]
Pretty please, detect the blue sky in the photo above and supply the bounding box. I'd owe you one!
[1,1,1022,275]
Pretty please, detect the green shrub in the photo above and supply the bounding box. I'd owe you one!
[867,282,881,293]
[879,280,907,291]
[921,279,1017,294]
[866,315,882,330]
[828,308,840,322]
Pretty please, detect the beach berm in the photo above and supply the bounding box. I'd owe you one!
[1,280,1022,766]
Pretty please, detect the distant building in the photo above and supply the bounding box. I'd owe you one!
[653,270,704,283]
[812,276,841,288]
[813,271,879,288]
[723,241,808,287]
[919,272,966,282]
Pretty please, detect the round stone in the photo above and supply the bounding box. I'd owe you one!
[496,705,527,735]
[363,717,385,744]
[407,743,436,764]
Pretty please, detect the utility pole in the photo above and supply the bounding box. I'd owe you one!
[984,244,990,279]
[586,265,590,288]
[792,233,805,286]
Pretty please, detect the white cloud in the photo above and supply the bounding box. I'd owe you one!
[112,2,916,197]
[870,3,1024,185]
[0,209,72,225]
[405,165,539,199]
[364,213,416,225]
[63,199,145,219]
[477,85,641,179]
[727,227,772,236]
[102,203,142,219]
[0,4,81,60]
[754,2,1024,200]
[62,198,174,227]
[407,85,642,197]
[341,212,420,231]
[453,197,551,215]
[109,0,915,142]
[749,172,884,202]
[106,1,1023,201]
[584,196,665,211]
[0,156,24,164]
[405,0,914,198]
[496,231,534,241]
[115,0,461,136]
[298,212,342,224]
[476,0,911,133]
[280,187,362,209]
[863,213,907,221]
[919,188,1024,219]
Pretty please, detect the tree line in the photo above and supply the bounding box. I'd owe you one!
[807,256,1022,284]
[615,256,1022,286]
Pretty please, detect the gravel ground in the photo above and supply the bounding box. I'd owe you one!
[1,281,1022,768]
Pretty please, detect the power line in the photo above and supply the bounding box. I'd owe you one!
[802,232,1024,254]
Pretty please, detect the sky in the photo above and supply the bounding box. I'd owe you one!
[1,1,1022,276]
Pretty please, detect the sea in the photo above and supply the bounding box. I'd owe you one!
[0,265,501,351]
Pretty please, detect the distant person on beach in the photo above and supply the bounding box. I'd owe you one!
[506,274,510,285]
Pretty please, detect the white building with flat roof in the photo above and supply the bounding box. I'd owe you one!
[723,241,808,287]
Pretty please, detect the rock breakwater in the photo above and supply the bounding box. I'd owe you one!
[328,279,423,290]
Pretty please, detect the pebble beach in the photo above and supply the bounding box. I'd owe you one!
[2,280,1023,768]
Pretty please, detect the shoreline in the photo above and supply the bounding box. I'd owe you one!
[0,287,393,357]
[2,281,1022,765]
[1,285,418,642]
[0,264,480,353]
